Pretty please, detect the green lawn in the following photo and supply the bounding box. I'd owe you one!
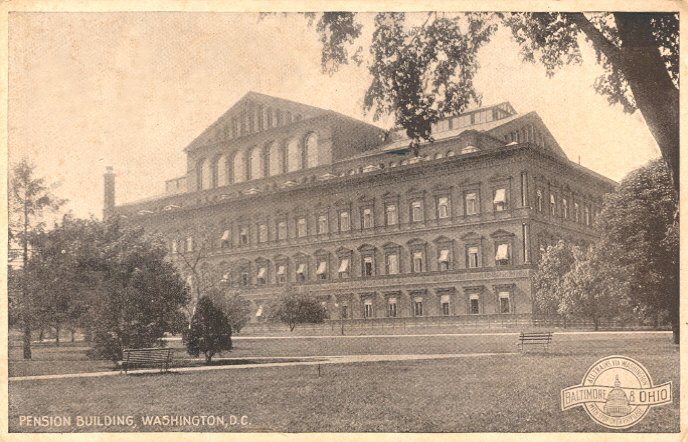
[8,332,679,433]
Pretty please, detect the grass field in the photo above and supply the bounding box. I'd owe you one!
[8,332,679,433]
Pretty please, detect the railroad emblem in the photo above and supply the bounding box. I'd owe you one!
[560,355,672,429]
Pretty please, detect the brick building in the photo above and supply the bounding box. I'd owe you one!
[107,91,615,323]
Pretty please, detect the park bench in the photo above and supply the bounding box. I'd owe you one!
[517,331,553,353]
[119,347,173,374]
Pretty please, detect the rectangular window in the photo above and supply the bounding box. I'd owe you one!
[363,256,374,276]
[276,264,286,283]
[277,221,287,240]
[562,198,569,219]
[550,193,556,216]
[411,201,424,222]
[241,272,249,286]
[467,246,479,268]
[493,188,507,212]
[385,204,398,226]
[297,218,307,237]
[412,251,424,273]
[496,243,510,266]
[413,297,423,316]
[338,258,350,278]
[440,294,450,316]
[296,263,306,282]
[221,229,231,248]
[537,190,543,212]
[386,253,399,275]
[470,295,480,314]
[438,249,450,271]
[316,260,328,280]
[362,208,373,229]
[186,236,194,252]
[317,215,328,234]
[257,267,267,285]
[437,196,450,219]
[239,227,249,245]
[171,240,178,254]
[339,211,350,232]
[387,298,397,317]
[364,301,373,318]
[574,202,580,222]
[258,224,268,243]
[499,292,511,314]
[465,192,478,215]
[341,304,348,319]
[585,206,591,225]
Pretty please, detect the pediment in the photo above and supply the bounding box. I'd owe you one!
[461,231,482,241]
[490,229,515,238]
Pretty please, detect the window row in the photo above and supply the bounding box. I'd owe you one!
[195,241,515,287]
[224,104,304,140]
[535,189,596,225]
[196,132,319,189]
[350,291,514,318]
[176,191,512,250]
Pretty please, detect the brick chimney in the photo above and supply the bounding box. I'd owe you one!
[103,166,115,220]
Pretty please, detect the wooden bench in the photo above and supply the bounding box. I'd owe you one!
[119,347,173,374]
[517,332,553,352]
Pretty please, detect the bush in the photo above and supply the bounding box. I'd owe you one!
[183,297,232,364]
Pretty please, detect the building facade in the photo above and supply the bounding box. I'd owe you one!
[108,92,615,322]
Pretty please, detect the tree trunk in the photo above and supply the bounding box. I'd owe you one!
[71,329,76,342]
[22,322,32,360]
[38,327,44,342]
[205,352,213,365]
[55,325,60,346]
[593,316,599,331]
[614,13,679,193]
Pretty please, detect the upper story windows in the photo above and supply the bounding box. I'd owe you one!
[385,203,398,226]
[411,201,424,223]
[286,138,302,172]
[465,192,478,216]
[493,188,507,212]
[362,208,374,229]
[195,132,321,191]
[297,217,308,238]
[536,189,543,212]
[437,196,450,219]
[549,193,556,216]
[317,214,329,235]
[339,210,351,232]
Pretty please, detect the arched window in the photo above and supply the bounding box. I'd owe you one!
[286,138,302,172]
[233,150,246,183]
[268,141,281,176]
[198,158,212,190]
[216,155,229,187]
[249,146,263,180]
[305,133,318,168]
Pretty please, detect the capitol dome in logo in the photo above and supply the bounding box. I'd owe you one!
[603,375,632,417]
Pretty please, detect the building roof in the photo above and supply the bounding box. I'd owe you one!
[184,91,380,153]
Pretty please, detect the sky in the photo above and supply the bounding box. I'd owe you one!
[8,12,661,219]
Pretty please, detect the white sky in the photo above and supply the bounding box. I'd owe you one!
[8,12,661,219]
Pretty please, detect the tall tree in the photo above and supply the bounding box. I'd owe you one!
[81,217,189,361]
[285,12,678,190]
[531,240,576,317]
[595,159,679,342]
[8,158,65,359]
[560,246,629,330]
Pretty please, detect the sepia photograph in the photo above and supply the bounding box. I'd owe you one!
[4,3,682,437]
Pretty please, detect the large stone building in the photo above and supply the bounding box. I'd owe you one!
[107,91,615,323]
